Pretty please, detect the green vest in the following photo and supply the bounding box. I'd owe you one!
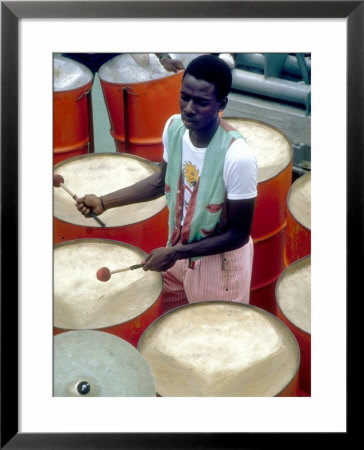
[165,114,244,247]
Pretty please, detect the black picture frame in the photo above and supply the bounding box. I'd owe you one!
[1,1,358,448]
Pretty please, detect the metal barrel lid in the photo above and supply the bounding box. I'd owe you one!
[53,238,162,331]
[53,55,93,92]
[224,117,293,183]
[138,301,300,397]
[98,53,174,84]
[287,171,311,230]
[276,255,311,335]
[53,153,166,228]
[54,330,156,396]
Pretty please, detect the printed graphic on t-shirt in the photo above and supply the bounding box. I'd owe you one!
[183,161,200,210]
[183,161,200,187]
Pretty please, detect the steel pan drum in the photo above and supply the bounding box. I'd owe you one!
[285,172,311,266]
[138,302,300,397]
[225,118,292,240]
[54,330,156,396]
[225,118,292,313]
[99,53,183,162]
[53,55,94,164]
[53,153,168,253]
[53,239,163,347]
[276,256,311,395]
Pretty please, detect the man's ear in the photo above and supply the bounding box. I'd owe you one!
[218,97,228,111]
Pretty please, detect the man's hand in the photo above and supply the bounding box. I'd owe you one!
[143,247,178,272]
[76,194,104,217]
[161,57,185,73]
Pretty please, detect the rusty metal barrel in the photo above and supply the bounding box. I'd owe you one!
[225,118,293,314]
[138,302,300,397]
[53,239,163,347]
[275,255,311,396]
[53,153,168,253]
[284,171,311,266]
[98,53,183,162]
[53,55,94,164]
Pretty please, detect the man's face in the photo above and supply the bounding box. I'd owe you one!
[179,74,223,134]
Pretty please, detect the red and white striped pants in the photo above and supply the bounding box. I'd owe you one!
[162,237,254,313]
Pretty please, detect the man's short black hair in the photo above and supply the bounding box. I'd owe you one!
[183,54,232,100]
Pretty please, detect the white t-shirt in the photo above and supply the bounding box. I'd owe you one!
[162,117,258,221]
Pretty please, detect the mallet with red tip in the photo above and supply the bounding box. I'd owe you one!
[53,173,106,227]
[96,264,145,282]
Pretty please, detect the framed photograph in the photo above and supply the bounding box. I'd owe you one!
[2,1,358,448]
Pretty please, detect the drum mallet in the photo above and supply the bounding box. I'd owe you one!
[53,173,106,228]
[96,264,144,282]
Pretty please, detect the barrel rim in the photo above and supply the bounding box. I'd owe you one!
[53,152,167,228]
[53,238,164,331]
[223,116,293,183]
[287,170,311,231]
[53,55,94,92]
[98,65,184,87]
[53,77,94,95]
[138,300,301,397]
[275,254,311,335]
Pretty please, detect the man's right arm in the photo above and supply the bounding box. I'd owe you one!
[76,160,167,217]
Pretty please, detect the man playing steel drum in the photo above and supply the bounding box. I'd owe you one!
[76,54,257,313]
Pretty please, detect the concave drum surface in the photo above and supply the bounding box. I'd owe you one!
[225,118,292,312]
[99,53,183,162]
[53,239,163,347]
[53,153,168,253]
[225,118,293,241]
[138,301,300,397]
[54,330,156,396]
[285,171,311,266]
[276,255,311,396]
[53,55,94,164]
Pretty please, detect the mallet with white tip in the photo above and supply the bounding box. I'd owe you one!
[96,264,145,282]
[53,173,106,227]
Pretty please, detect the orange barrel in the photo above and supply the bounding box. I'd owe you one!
[225,118,293,313]
[53,239,163,348]
[275,255,311,396]
[53,153,168,253]
[53,55,94,165]
[138,302,300,397]
[284,171,311,266]
[98,53,183,162]
[54,330,156,396]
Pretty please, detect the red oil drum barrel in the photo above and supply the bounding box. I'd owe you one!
[275,255,311,396]
[98,53,183,162]
[138,302,300,397]
[249,266,282,315]
[53,153,168,253]
[53,239,163,347]
[250,227,287,293]
[53,55,94,165]
[248,227,286,315]
[284,171,311,266]
[54,330,156,396]
[225,118,293,240]
[225,118,292,313]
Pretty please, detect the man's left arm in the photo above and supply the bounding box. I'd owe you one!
[143,197,256,272]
